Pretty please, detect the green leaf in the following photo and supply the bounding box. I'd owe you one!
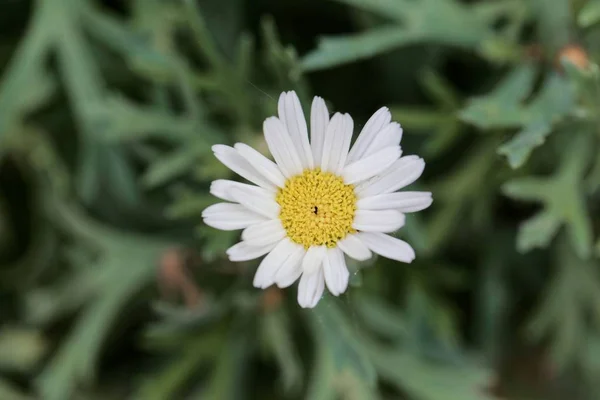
[421,68,461,108]
[133,331,222,400]
[497,120,553,168]
[557,61,600,139]
[514,210,562,252]
[390,108,451,131]
[37,253,161,400]
[579,0,600,27]
[424,121,463,158]
[142,145,204,188]
[304,331,336,400]
[474,241,509,361]
[144,300,226,343]
[23,268,100,326]
[89,96,203,143]
[312,300,376,384]
[528,238,600,371]
[80,2,175,80]
[302,0,517,71]
[353,295,407,340]
[261,16,309,103]
[405,280,462,361]
[391,107,462,159]
[461,64,575,168]
[390,69,464,158]
[302,27,412,71]
[427,138,499,250]
[75,135,102,204]
[14,69,56,117]
[532,0,571,51]
[236,33,255,79]
[305,339,379,400]
[260,310,303,394]
[35,199,172,400]
[55,2,104,121]
[500,176,551,201]
[306,299,377,399]
[0,2,56,135]
[502,133,593,257]
[101,146,142,208]
[366,339,494,400]
[585,150,600,194]
[203,327,252,399]
[459,63,536,129]
[497,74,575,168]
[582,335,600,378]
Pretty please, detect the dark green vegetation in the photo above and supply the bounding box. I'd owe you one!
[1,0,600,399]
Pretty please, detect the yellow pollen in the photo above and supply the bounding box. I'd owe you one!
[276,168,357,248]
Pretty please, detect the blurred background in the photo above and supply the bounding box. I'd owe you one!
[0,0,599,399]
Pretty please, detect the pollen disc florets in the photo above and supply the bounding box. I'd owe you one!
[276,169,356,248]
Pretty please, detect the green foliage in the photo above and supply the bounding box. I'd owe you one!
[527,238,600,373]
[35,199,173,400]
[502,132,594,257]
[0,0,600,399]
[579,0,600,27]
[460,64,575,168]
[302,0,526,71]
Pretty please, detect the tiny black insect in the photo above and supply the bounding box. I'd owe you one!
[312,206,318,214]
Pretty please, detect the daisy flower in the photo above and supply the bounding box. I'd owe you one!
[202,91,432,308]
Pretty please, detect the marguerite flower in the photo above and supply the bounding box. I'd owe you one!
[202,91,432,308]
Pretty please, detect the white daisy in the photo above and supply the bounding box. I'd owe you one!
[202,91,432,308]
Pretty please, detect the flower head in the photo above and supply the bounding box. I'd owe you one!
[202,91,432,308]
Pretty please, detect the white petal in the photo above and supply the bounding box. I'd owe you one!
[297,268,325,308]
[356,156,425,198]
[362,122,403,158]
[253,238,297,289]
[301,245,327,276]
[357,232,415,263]
[274,245,306,288]
[320,113,353,174]
[212,145,276,191]
[203,218,263,231]
[342,146,401,184]
[226,240,278,262]
[234,143,286,188]
[210,179,270,203]
[241,219,286,247]
[323,247,349,296]
[278,91,314,169]
[229,187,280,219]
[210,180,235,202]
[352,210,405,233]
[263,117,303,178]
[337,233,372,261]
[356,191,433,212]
[310,96,329,166]
[202,203,266,230]
[202,202,246,217]
[347,107,392,163]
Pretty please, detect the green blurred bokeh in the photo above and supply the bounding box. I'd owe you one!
[0,0,599,399]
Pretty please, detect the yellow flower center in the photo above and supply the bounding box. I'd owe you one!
[276,169,357,248]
